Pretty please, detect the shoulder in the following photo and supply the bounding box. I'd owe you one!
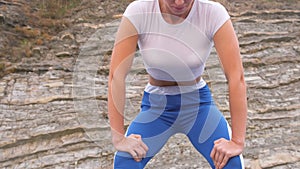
[128,0,154,6]
[123,0,157,33]
[124,0,156,14]
[193,1,230,41]
[194,0,228,12]
[193,0,229,21]
[195,0,225,7]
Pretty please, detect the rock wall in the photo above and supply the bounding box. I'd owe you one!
[0,0,299,168]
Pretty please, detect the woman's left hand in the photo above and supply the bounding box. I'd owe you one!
[210,138,244,169]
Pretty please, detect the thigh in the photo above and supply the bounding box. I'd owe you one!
[187,103,244,169]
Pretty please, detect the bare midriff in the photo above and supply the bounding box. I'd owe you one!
[149,75,201,86]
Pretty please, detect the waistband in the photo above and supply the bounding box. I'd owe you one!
[149,76,201,86]
[144,77,207,95]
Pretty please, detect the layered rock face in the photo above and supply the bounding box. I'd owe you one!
[0,0,299,168]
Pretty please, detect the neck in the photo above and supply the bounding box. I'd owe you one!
[159,0,194,24]
[162,13,186,24]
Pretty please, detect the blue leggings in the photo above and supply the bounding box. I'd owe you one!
[114,85,244,168]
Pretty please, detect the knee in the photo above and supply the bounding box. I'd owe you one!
[223,154,244,169]
[114,153,138,169]
[114,151,151,169]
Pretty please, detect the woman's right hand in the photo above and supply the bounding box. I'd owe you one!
[113,134,149,162]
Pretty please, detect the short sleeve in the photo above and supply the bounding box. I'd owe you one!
[123,1,143,34]
[206,2,230,40]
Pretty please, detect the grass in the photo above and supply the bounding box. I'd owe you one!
[5,0,82,63]
[37,0,82,19]
[3,0,135,64]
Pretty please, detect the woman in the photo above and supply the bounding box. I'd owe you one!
[108,0,247,168]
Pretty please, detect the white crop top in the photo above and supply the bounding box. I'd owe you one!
[123,0,230,94]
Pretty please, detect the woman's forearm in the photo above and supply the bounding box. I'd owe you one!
[228,77,247,146]
[212,19,248,147]
[108,74,126,144]
[107,16,138,145]
[108,49,135,144]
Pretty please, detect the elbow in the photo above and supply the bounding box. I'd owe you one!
[226,72,247,89]
[109,68,127,83]
[237,73,247,87]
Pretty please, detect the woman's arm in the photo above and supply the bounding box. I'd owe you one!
[210,19,248,169]
[108,16,148,162]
